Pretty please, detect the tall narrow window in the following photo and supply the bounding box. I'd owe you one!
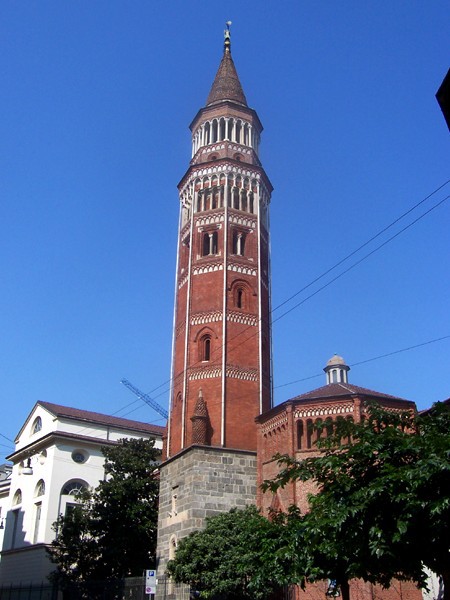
[202,231,218,256]
[11,510,19,550]
[33,502,42,544]
[202,233,210,256]
[240,233,246,255]
[204,337,211,361]
[232,231,246,256]
[306,419,314,449]
[211,231,218,254]
[237,289,243,309]
[297,420,304,449]
[232,231,238,254]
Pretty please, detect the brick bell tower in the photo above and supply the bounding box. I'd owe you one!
[156,26,273,586]
[165,23,273,459]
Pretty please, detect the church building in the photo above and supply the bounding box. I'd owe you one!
[156,27,423,600]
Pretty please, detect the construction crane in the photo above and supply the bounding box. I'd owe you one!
[120,379,169,420]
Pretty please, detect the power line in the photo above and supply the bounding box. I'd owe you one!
[116,334,450,420]
[272,179,450,313]
[275,335,450,390]
[115,181,449,418]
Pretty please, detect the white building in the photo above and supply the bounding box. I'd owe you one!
[0,401,164,586]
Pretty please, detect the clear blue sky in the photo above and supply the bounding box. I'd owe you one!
[1,2,449,461]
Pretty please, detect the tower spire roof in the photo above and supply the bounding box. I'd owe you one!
[206,22,248,108]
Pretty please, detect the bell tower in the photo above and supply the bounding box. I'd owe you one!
[156,28,273,587]
[166,24,273,459]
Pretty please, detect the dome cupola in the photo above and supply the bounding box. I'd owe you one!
[324,354,350,384]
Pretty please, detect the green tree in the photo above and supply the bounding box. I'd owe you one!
[48,437,160,588]
[167,505,302,599]
[264,402,450,600]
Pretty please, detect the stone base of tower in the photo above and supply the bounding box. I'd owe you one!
[155,445,257,598]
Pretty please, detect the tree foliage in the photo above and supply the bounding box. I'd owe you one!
[263,401,450,600]
[47,437,160,587]
[167,505,302,599]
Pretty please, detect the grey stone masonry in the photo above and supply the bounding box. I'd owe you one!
[155,445,257,596]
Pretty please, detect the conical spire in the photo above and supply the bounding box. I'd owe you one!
[206,22,248,107]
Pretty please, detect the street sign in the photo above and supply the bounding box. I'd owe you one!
[145,569,157,595]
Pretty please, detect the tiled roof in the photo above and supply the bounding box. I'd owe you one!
[206,48,247,107]
[289,382,409,403]
[38,401,165,436]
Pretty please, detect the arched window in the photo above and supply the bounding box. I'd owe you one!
[233,188,239,209]
[202,231,218,256]
[306,419,314,449]
[202,336,211,361]
[237,289,243,309]
[325,418,334,437]
[230,281,252,311]
[61,480,88,497]
[232,231,246,256]
[315,419,323,442]
[13,489,22,506]
[32,417,42,434]
[34,480,45,497]
[297,420,304,450]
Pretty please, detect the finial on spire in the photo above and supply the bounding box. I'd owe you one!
[224,21,232,52]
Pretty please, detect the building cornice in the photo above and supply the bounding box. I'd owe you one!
[7,430,153,462]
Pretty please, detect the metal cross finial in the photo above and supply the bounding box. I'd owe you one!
[224,21,232,51]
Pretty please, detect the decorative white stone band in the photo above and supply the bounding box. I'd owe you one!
[225,366,258,381]
[189,366,222,380]
[178,274,189,289]
[227,263,257,276]
[261,415,289,434]
[191,311,223,325]
[228,144,252,156]
[188,164,261,180]
[175,322,185,338]
[192,263,224,275]
[196,214,225,227]
[201,143,226,154]
[227,312,258,326]
[294,404,354,419]
[229,213,256,229]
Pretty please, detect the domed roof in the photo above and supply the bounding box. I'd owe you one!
[326,354,346,367]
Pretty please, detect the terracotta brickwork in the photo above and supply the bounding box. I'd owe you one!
[257,384,422,600]
[290,579,422,599]
[165,41,273,459]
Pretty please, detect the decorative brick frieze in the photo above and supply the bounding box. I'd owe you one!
[186,163,262,181]
[178,273,188,289]
[175,321,185,338]
[196,214,225,227]
[192,262,224,275]
[260,413,289,435]
[228,213,256,228]
[227,311,258,326]
[227,263,257,276]
[225,365,258,381]
[180,221,190,238]
[188,366,222,380]
[190,311,223,325]
[200,143,226,155]
[294,403,354,419]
